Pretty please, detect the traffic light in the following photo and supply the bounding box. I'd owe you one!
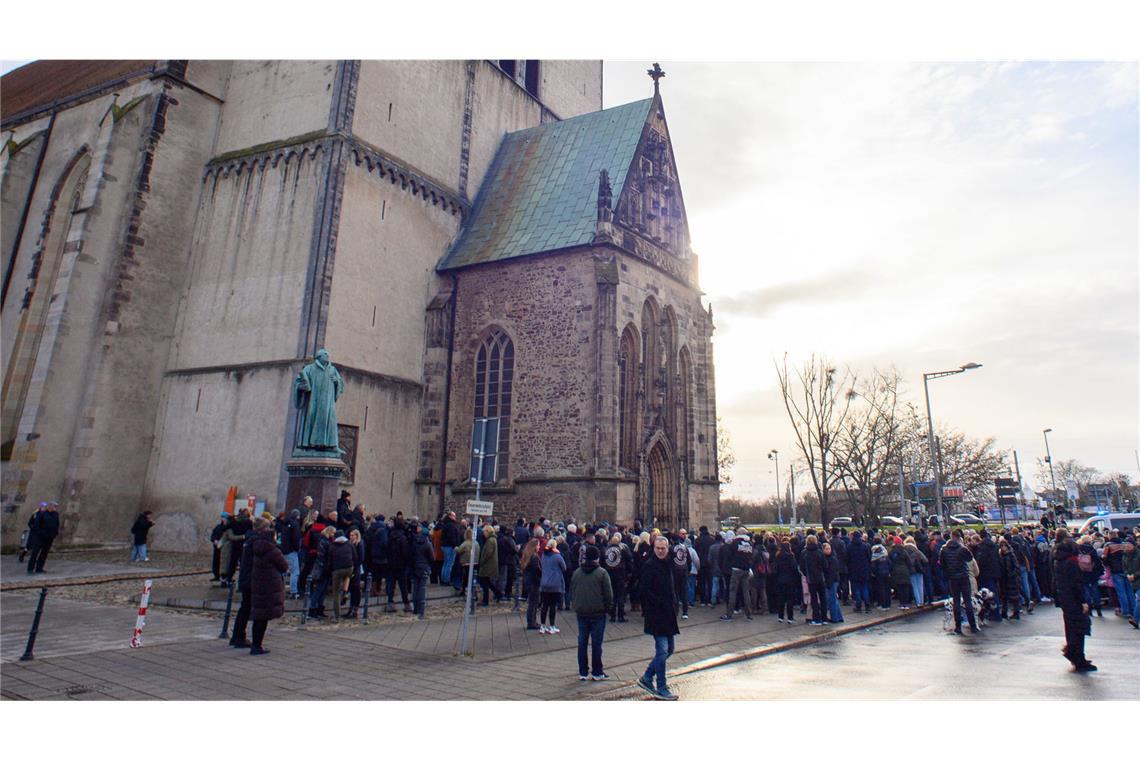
[995,478,1019,508]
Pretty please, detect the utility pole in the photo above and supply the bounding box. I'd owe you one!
[790,464,797,525]
[922,363,982,526]
[768,450,780,524]
[1043,428,1059,514]
[1012,449,1024,520]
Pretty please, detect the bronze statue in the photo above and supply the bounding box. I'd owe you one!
[293,348,343,455]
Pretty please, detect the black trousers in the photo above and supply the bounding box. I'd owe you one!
[779,581,799,620]
[526,578,541,627]
[767,574,779,613]
[26,535,54,573]
[949,577,977,631]
[211,547,222,580]
[231,591,251,642]
[808,582,826,622]
[610,574,628,620]
[298,552,316,593]
[1062,615,1089,664]
[838,573,849,602]
[386,567,410,605]
[251,619,268,648]
[697,566,712,604]
[875,576,892,608]
[673,572,689,616]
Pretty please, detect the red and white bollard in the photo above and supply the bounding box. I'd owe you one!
[130,579,153,648]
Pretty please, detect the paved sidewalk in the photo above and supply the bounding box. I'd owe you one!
[1,553,205,591]
[0,592,934,700]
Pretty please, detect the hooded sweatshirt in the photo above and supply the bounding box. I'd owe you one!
[570,560,614,616]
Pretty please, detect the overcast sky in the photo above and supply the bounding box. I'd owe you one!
[604,61,1139,501]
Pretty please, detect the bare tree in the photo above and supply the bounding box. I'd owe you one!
[903,425,1007,507]
[716,415,735,489]
[775,354,856,528]
[831,367,917,523]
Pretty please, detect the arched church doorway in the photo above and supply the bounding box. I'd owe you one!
[646,440,678,530]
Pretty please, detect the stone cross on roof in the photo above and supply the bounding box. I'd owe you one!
[647,62,665,94]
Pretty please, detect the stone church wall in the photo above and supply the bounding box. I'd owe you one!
[212,61,334,157]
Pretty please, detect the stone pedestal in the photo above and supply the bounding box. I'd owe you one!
[285,455,348,518]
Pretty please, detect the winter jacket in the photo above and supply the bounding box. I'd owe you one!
[570,564,614,617]
[1103,541,1127,574]
[366,521,389,566]
[903,543,928,573]
[1121,546,1140,591]
[330,540,356,572]
[250,532,288,621]
[973,538,1000,579]
[237,537,256,594]
[998,550,1021,602]
[603,542,632,580]
[388,525,411,569]
[871,544,891,578]
[539,551,567,593]
[411,530,434,575]
[455,539,475,568]
[1053,539,1088,622]
[802,544,826,585]
[441,518,461,548]
[939,540,974,580]
[280,516,303,554]
[829,535,848,574]
[888,546,913,585]
[478,533,499,578]
[130,514,153,546]
[822,552,839,585]
[774,550,801,586]
[727,537,755,572]
[29,510,60,540]
[312,537,332,581]
[640,555,680,636]
[707,541,723,576]
[847,534,872,582]
[694,532,714,567]
[497,533,518,568]
[670,541,692,575]
[303,522,327,557]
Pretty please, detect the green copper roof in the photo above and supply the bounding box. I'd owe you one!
[438,98,653,271]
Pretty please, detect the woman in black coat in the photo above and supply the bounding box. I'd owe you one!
[249,518,289,655]
[997,539,1022,619]
[802,535,826,624]
[774,540,802,623]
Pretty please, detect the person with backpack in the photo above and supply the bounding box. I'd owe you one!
[603,532,632,623]
[1075,535,1104,617]
[571,544,614,681]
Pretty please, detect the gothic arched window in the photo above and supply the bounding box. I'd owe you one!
[618,325,640,471]
[472,328,513,483]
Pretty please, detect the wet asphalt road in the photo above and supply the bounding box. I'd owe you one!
[664,604,1139,700]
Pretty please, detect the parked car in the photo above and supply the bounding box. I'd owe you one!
[949,513,985,526]
[879,516,906,527]
[1078,513,1140,535]
[829,516,855,529]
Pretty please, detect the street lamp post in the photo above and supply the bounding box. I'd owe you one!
[1043,428,1060,514]
[768,450,781,524]
[923,362,982,526]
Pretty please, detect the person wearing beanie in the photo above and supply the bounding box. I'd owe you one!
[571,544,614,680]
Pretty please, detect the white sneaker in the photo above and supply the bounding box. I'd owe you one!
[538,626,548,634]
[548,626,560,634]
[681,614,688,620]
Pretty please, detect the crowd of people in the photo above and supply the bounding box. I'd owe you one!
[206,492,1139,687]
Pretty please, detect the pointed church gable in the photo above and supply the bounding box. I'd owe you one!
[613,96,691,261]
[437,98,653,271]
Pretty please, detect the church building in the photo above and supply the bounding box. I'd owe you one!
[1,60,718,549]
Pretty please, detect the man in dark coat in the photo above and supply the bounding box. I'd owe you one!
[280,509,303,597]
[694,526,715,605]
[603,534,633,622]
[409,518,434,619]
[366,515,389,595]
[210,513,230,582]
[1053,529,1095,671]
[847,531,873,612]
[385,517,412,612]
[25,501,61,574]
[974,531,1002,620]
[829,527,849,603]
[940,529,978,634]
[637,535,680,700]
[249,517,288,655]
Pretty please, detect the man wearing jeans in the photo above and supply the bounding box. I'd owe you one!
[571,545,613,680]
[1104,535,1135,622]
[440,512,460,587]
[637,536,680,700]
